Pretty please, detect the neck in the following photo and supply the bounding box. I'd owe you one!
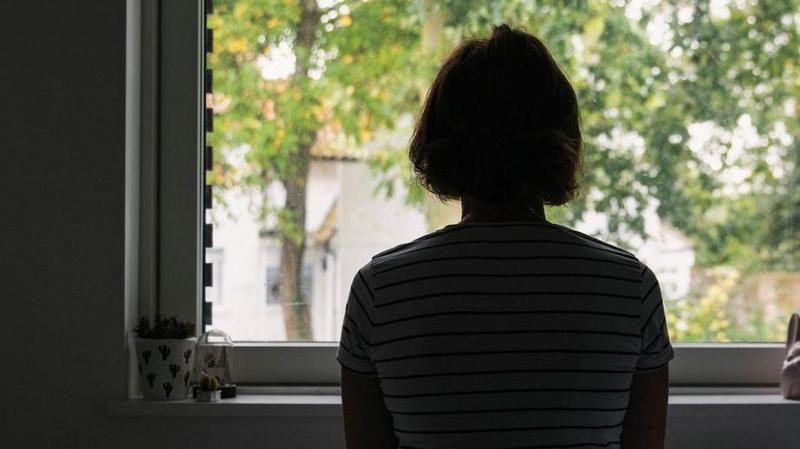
[460,197,546,224]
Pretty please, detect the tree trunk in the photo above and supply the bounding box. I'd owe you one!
[278,156,312,340]
[277,0,321,340]
[420,0,461,230]
[421,0,446,57]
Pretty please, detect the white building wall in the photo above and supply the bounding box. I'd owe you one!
[210,158,693,341]
[209,160,340,341]
[332,162,429,339]
[209,159,427,342]
[208,188,285,341]
[637,226,695,300]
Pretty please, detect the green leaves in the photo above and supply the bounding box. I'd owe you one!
[209,0,423,232]
[209,0,799,272]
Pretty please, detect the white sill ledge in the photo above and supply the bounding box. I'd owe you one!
[108,387,800,418]
[108,394,343,417]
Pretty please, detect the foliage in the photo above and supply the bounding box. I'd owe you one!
[666,268,738,342]
[209,0,429,338]
[665,266,793,342]
[209,0,800,341]
[208,0,422,218]
[430,0,799,272]
[134,315,196,339]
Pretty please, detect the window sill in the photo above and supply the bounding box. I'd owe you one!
[108,394,341,417]
[108,388,800,418]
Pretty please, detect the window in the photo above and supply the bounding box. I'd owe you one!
[144,0,796,385]
[266,265,313,305]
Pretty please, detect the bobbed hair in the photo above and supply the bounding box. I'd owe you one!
[409,23,582,206]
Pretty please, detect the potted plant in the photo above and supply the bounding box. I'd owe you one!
[195,371,222,402]
[134,315,197,401]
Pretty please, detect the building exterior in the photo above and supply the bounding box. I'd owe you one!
[207,159,428,341]
[637,221,695,301]
[207,154,696,341]
[207,112,695,340]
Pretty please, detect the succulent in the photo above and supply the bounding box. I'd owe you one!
[199,371,221,391]
[134,315,196,339]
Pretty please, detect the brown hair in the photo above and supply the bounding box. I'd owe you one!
[409,23,582,206]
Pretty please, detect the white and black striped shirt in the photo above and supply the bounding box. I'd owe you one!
[337,220,674,449]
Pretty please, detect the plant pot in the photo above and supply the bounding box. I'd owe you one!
[135,337,197,401]
[195,389,221,402]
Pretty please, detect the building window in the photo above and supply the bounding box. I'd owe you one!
[266,265,313,306]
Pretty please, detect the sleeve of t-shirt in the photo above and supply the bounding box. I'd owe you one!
[336,266,377,375]
[637,265,675,373]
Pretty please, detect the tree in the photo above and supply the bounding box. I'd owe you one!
[209,0,423,339]
[426,0,799,271]
[209,0,799,341]
[651,0,800,271]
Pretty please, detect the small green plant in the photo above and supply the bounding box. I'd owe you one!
[199,371,221,391]
[134,315,195,339]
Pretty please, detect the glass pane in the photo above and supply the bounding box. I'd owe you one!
[206,0,799,342]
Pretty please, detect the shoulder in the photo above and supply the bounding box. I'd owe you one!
[547,222,645,269]
[549,225,663,302]
[364,229,444,277]
[371,227,444,260]
[371,240,418,260]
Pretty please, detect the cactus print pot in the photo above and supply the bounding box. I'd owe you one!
[135,337,197,401]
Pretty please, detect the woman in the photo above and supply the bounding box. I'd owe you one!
[337,24,673,449]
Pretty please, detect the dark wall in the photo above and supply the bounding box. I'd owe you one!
[1,1,127,447]
[0,3,346,448]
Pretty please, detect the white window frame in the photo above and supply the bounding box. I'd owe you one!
[137,0,786,387]
[138,0,204,327]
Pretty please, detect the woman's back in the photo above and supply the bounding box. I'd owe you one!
[338,220,673,448]
[338,23,672,449]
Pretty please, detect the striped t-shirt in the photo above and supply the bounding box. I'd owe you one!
[337,220,674,449]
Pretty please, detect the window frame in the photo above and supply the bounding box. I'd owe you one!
[225,343,787,387]
[140,0,786,387]
[139,0,204,329]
